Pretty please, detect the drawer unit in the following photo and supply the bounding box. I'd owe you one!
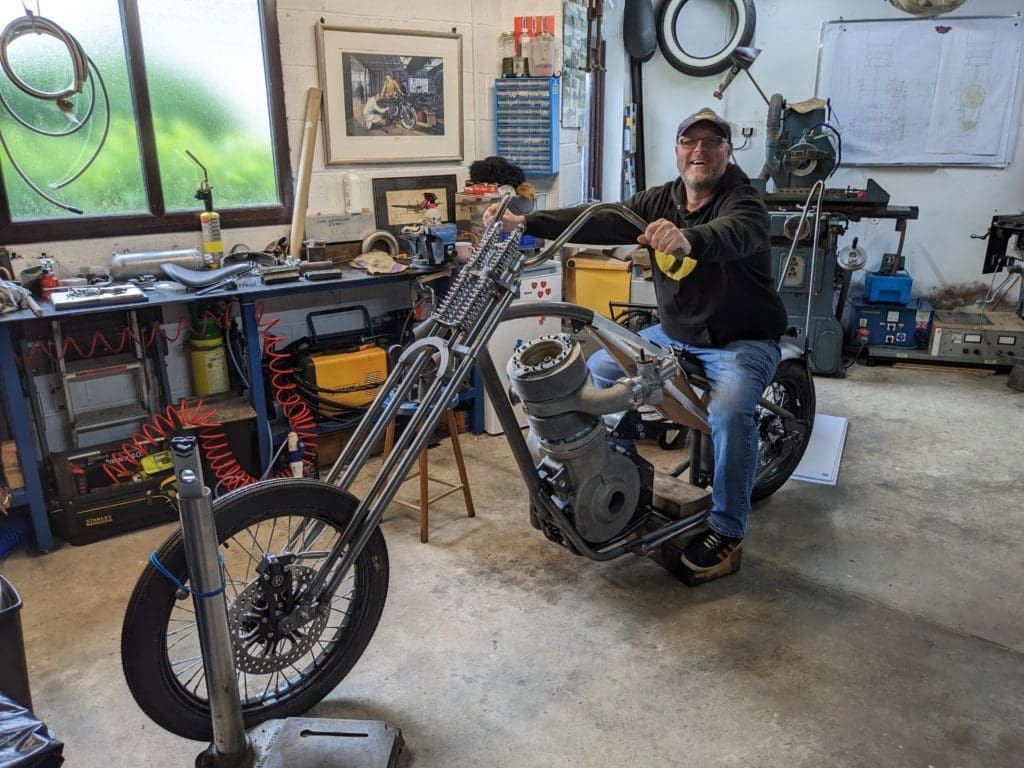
[495,77,560,174]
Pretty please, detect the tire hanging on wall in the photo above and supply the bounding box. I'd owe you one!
[656,0,756,77]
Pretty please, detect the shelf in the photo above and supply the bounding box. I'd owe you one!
[72,403,150,433]
[63,354,143,381]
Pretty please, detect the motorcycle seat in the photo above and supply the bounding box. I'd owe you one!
[161,261,252,289]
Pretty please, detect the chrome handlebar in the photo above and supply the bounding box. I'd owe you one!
[516,201,688,268]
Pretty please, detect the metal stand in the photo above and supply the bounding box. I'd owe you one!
[168,436,404,768]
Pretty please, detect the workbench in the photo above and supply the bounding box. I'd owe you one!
[0,265,450,552]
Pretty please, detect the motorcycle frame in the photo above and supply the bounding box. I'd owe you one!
[295,201,807,601]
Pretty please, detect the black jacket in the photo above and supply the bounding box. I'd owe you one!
[525,164,787,347]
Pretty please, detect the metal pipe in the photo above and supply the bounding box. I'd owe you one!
[804,181,826,358]
[524,202,685,269]
[170,435,250,760]
[109,248,205,279]
[324,283,524,596]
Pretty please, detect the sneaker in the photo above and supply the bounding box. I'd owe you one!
[680,530,742,572]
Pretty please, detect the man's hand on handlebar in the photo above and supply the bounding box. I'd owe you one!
[638,218,692,257]
[483,203,526,232]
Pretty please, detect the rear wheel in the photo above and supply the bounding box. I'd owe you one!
[751,358,815,501]
[121,479,389,741]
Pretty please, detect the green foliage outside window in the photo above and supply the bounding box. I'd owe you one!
[0,0,282,231]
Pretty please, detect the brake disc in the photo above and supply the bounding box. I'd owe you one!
[227,565,329,674]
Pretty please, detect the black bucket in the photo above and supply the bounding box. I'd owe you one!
[0,575,32,711]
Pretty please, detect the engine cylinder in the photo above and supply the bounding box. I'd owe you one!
[508,333,640,543]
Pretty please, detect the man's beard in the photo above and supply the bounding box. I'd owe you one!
[681,164,725,192]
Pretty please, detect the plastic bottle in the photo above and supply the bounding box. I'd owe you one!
[500,32,516,77]
[531,16,557,77]
[344,171,363,213]
[517,15,533,77]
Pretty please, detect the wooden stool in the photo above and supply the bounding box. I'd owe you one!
[383,408,475,543]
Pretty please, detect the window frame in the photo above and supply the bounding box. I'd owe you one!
[0,0,293,245]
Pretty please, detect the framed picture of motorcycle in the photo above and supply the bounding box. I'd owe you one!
[315,23,464,165]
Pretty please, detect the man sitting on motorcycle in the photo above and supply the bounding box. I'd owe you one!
[485,107,787,575]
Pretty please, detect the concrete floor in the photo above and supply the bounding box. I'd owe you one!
[2,363,1023,767]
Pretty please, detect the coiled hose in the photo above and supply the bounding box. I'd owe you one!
[102,310,318,492]
[0,11,108,213]
[0,516,28,559]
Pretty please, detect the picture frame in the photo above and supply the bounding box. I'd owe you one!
[371,174,458,234]
[561,1,588,129]
[315,24,464,165]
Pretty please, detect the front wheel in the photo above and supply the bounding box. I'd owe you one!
[121,479,389,741]
[751,358,816,501]
[399,105,417,131]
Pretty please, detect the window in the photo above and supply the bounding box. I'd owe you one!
[0,0,291,244]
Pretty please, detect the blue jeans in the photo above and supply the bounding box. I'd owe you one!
[588,325,781,539]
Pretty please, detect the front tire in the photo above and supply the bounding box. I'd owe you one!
[399,105,417,131]
[121,479,389,741]
[751,358,815,501]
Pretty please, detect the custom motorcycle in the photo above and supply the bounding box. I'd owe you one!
[121,200,815,740]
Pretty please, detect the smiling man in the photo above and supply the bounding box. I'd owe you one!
[485,106,788,578]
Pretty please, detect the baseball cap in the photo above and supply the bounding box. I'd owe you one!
[676,107,732,143]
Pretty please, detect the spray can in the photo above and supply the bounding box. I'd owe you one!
[186,150,223,268]
[39,256,59,300]
[200,208,222,266]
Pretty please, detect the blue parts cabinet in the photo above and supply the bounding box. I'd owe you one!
[495,77,560,175]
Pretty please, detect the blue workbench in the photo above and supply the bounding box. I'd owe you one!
[0,265,448,552]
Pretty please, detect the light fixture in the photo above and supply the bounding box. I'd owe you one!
[713,46,770,106]
[888,0,968,16]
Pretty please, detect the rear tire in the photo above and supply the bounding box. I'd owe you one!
[751,359,815,501]
[121,479,389,741]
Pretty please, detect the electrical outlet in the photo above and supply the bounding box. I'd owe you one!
[741,126,755,137]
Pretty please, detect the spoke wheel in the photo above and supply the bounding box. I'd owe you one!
[121,479,389,741]
[751,358,815,501]
[399,105,417,131]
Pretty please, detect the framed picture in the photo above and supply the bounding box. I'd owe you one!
[561,1,588,128]
[371,174,458,234]
[315,24,464,165]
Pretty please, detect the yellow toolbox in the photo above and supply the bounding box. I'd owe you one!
[564,254,632,318]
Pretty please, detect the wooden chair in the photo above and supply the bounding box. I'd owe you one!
[383,406,475,543]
